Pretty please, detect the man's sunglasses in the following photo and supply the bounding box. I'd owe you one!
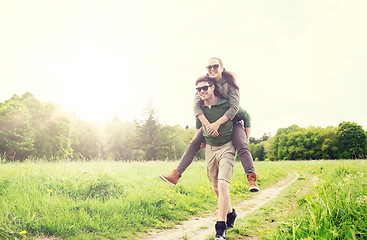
[206,64,220,70]
[196,84,212,92]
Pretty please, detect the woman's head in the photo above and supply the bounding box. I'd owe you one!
[206,57,239,90]
[206,57,224,81]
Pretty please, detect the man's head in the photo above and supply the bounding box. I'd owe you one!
[196,76,216,103]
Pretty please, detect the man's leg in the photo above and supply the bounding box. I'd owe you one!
[216,141,238,231]
[212,185,219,198]
[217,180,231,221]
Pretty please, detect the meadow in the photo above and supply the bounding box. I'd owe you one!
[0,160,366,239]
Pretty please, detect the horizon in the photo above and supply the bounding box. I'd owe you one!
[2,90,364,139]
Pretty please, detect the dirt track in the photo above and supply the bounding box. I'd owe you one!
[144,172,300,240]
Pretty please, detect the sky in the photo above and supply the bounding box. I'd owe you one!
[1,0,366,138]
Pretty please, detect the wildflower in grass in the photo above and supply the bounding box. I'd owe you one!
[167,198,170,202]
[356,196,367,204]
[47,189,53,193]
[19,231,27,235]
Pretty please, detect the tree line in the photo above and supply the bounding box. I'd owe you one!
[249,122,367,161]
[0,92,201,162]
[1,92,366,162]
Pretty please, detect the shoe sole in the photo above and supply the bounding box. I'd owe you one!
[249,187,259,192]
[159,175,176,186]
[215,229,226,240]
[215,232,226,240]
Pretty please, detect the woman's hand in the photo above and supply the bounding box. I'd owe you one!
[206,122,220,137]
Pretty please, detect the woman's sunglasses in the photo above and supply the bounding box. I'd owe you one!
[196,85,212,92]
[206,64,220,70]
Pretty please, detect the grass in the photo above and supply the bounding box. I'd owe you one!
[1,160,365,239]
[224,161,317,239]
[0,160,286,239]
[222,160,367,240]
[267,160,367,239]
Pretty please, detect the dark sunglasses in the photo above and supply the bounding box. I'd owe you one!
[206,64,220,70]
[196,84,212,92]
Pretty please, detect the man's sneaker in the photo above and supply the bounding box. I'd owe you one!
[159,169,181,186]
[247,173,260,192]
[215,221,227,240]
[226,209,237,229]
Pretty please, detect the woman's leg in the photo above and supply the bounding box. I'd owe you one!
[232,123,259,192]
[160,128,205,185]
[232,123,255,175]
[176,127,205,174]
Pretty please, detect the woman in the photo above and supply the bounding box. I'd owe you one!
[160,57,259,192]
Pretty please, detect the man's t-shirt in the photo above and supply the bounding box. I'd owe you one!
[201,97,233,147]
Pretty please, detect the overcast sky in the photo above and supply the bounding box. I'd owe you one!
[1,0,366,138]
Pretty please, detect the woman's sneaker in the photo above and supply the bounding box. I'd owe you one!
[226,209,237,229]
[215,221,227,240]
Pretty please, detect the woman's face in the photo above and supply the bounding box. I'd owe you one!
[206,58,224,81]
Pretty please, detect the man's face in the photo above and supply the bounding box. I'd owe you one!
[206,58,224,80]
[196,81,214,101]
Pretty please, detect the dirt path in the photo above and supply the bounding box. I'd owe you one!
[144,172,300,240]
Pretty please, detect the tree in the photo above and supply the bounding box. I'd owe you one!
[270,125,338,161]
[0,95,34,160]
[21,93,73,160]
[249,143,265,161]
[0,92,74,161]
[336,121,367,159]
[249,133,270,145]
[104,116,136,160]
[271,125,302,160]
[135,99,170,160]
[70,118,103,160]
[320,126,338,159]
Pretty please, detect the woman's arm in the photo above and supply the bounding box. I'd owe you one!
[206,83,240,134]
[194,93,219,136]
[223,84,240,120]
[193,93,204,118]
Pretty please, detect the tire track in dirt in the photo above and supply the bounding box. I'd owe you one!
[144,172,300,240]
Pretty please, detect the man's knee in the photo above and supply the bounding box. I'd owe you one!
[218,179,229,192]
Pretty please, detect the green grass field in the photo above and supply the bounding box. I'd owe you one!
[0,160,366,239]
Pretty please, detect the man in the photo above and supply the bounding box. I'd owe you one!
[195,76,237,240]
